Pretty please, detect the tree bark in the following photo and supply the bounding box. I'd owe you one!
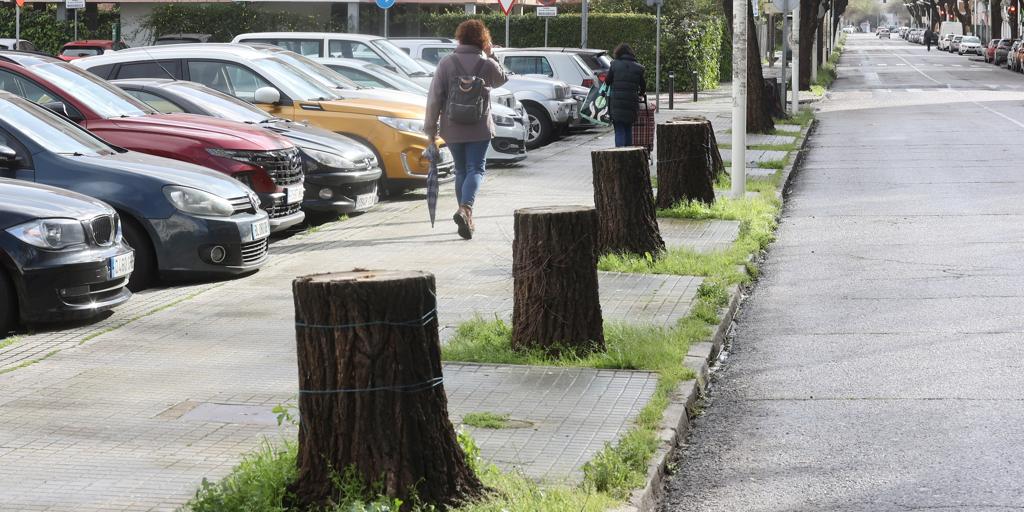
[799,0,819,89]
[512,206,605,357]
[993,0,1003,39]
[1012,0,1020,39]
[591,147,665,256]
[721,0,777,132]
[289,270,483,510]
[654,120,717,209]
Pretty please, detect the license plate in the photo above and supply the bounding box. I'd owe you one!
[285,184,305,205]
[355,193,377,210]
[250,219,270,241]
[108,252,134,280]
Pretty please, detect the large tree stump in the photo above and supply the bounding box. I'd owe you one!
[591,147,665,256]
[671,115,726,177]
[512,206,605,356]
[655,120,717,209]
[289,270,483,510]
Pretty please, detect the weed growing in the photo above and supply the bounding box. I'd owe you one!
[461,412,511,429]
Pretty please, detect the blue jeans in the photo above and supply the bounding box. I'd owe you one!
[448,140,490,207]
[613,121,633,147]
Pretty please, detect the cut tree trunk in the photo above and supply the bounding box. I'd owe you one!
[655,119,717,209]
[591,147,665,256]
[512,206,604,356]
[289,270,483,510]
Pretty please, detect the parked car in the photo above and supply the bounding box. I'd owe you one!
[985,39,999,62]
[843,26,856,34]
[519,47,612,83]
[495,49,601,89]
[0,177,133,334]
[950,35,964,53]
[231,32,434,87]
[878,28,891,39]
[314,57,528,164]
[0,92,271,291]
[958,35,984,56]
[76,44,454,196]
[0,39,36,51]
[58,40,128,61]
[112,78,382,215]
[155,33,212,45]
[1007,40,1023,69]
[938,33,955,51]
[995,38,1014,65]
[498,75,577,149]
[2,51,305,232]
[1015,43,1024,71]
[388,37,457,65]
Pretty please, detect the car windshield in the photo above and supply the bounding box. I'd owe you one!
[963,37,980,43]
[28,62,155,119]
[166,83,271,123]
[60,46,102,57]
[371,39,432,76]
[0,96,115,156]
[251,57,340,101]
[363,62,428,93]
[273,51,362,90]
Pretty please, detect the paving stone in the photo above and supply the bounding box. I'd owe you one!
[720,148,789,165]
[659,218,741,253]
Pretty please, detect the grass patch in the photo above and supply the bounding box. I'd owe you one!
[749,142,799,152]
[0,335,19,351]
[461,412,511,429]
[0,350,58,376]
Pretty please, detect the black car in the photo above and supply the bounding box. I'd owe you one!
[0,178,133,334]
[112,79,382,216]
[0,92,271,291]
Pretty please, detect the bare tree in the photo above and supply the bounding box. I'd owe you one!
[721,0,776,132]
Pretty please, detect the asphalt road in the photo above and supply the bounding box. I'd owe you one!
[661,34,1024,511]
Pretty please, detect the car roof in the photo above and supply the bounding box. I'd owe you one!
[63,39,115,47]
[388,37,456,42]
[316,57,374,68]
[78,43,274,64]
[0,50,63,66]
[110,77,177,88]
[234,32,382,42]
[157,33,210,39]
[519,47,607,56]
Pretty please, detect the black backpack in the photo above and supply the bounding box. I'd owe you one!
[445,57,488,124]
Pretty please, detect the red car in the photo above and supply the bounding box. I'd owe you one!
[0,51,305,231]
[58,39,127,62]
[986,39,999,63]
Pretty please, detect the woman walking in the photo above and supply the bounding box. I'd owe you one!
[424,19,507,240]
[605,43,647,147]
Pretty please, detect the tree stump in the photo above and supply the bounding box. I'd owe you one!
[655,120,717,209]
[669,115,726,177]
[591,147,665,256]
[289,270,483,510]
[512,206,605,356]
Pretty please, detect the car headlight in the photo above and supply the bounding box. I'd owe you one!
[303,148,357,170]
[492,113,516,126]
[7,218,87,250]
[207,147,260,165]
[163,185,234,217]
[378,116,425,134]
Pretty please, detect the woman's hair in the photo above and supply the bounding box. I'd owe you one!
[613,43,634,59]
[455,19,492,49]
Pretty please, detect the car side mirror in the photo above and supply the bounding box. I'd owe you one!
[0,145,18,169]
[253,87,281,105]
[41,101,84,122]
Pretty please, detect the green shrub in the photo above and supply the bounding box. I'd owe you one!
[143,3,325,44]
[0,5,118,55]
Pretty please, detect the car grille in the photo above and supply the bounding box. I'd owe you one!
[86,214,116,247]
[267,201,301,219]
[229,195,257,215]
[555,85,572,99]
[239,238,269,266]
[252,148,303,186]
[62,278,128,306]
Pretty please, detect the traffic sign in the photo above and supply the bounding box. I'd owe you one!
[537,6,557,16]
[376,0,395,10]
[772,0,797,12]
[15,0,24,7]
[66,0,85,9]
[538,0,556,6]
[498,0,516,16]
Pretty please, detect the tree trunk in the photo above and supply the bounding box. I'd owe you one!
[512,206,604,357]
[591,147,665,256]
[1012,0,1020,39]
[654,120,717,209]
[993,0,1003,39]
[289,270,483,510]
[799,0,818,89]
[721,0,776,132]
[816,19,824,67]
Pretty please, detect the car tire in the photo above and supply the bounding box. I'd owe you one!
[524,103,553,150]
[0,268,16,337]
[120,215,157,292]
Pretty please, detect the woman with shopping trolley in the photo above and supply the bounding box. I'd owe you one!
[604,43,648,148]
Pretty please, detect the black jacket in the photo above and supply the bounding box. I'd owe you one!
[605,53,647,123]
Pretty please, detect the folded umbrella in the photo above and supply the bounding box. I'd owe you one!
[423,144,440,228]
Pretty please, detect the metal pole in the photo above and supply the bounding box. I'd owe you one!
[768,13,774,66]
[668,72,675,108]
[692,70,698,101]
[74,9,79,42]
[384,9,389,38]
[655,2,661,109]
[581,0,589,47]
[791,4,800,115]
[811,31,818,83]
[544,18,549,47]
[781,0,789,108]
[505,13,510,47]
[731,0,748,199]
[15,5,20,45]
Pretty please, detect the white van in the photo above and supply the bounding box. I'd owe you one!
[939,21,964,40]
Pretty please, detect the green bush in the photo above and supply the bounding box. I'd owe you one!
[422,12,722,90]
[143,3,326,44]
[0,5,118,55]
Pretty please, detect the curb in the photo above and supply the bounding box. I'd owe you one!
[618,113,820,512]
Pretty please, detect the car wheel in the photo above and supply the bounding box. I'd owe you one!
[524,104,553,150]
[120,216,157,292]
[0,268,16,337]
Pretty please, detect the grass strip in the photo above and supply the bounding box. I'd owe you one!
[461,412,512,429]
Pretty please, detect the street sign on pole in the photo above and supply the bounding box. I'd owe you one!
[375,0,395,38]
[647,0,663,109]
[498,0,515,48]
[537,6,557,16]
[66,0,85,9]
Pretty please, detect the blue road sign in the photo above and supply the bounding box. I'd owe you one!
[376,0,395,9]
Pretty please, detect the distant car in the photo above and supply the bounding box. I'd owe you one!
[519,47,612,83]
[387,38,457,65]
[939,34,955,51]
[843,26,856,34]
[495,49,601,89]
[0,92,271,291]
[0,178,133,334]
[950,35,964,52]
[986,39,999,62]
[878,28,890,39]
[58,40,128,61]
[0,39,36,51]
[317,57,428,94]
[958,35,983,56]
[995,38,1014,65]
[112,79,383,216]
[1007,40,1023,69]
[155,33,212,45]
[1015,43,1024,72]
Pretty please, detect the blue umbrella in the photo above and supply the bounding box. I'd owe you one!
[423,144,440,228]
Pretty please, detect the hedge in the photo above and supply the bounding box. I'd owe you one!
[0,5,118,55]
[143,3,325,44]
[423,12,722,90]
